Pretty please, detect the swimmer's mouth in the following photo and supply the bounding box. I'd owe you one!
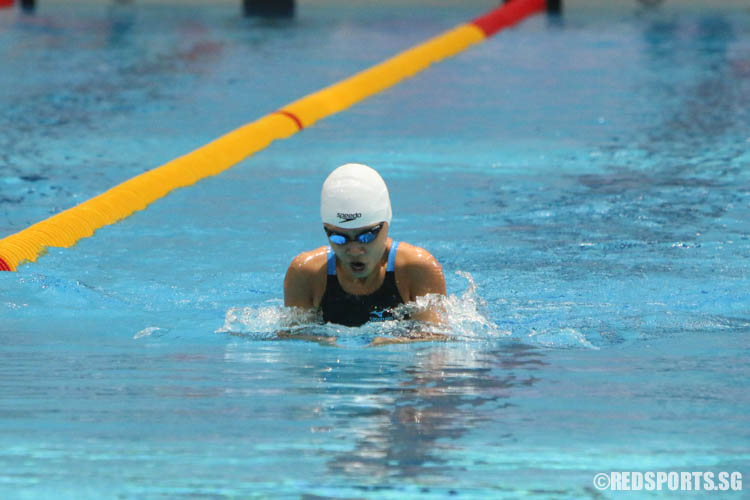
[350,262,366,273]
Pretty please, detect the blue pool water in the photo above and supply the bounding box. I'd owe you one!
[1,0,749,497]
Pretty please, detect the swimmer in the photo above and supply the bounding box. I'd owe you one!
[284,163,447,342]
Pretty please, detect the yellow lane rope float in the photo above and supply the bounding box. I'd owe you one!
[0,0,546,272]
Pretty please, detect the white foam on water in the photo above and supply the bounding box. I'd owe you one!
[133,326,169,340]
[527,327,601,350]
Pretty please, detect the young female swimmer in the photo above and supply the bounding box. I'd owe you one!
[283,163,447,344]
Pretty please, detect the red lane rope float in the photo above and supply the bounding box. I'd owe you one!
[472,0,545,36]
[0,0,546,271]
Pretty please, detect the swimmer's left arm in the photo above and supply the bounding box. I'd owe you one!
[370,251,448,347]
[406,251,447,324]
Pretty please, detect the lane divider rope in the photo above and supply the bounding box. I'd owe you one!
[0,0,546,271]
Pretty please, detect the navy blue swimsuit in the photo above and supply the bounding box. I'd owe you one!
[320,242,404,326]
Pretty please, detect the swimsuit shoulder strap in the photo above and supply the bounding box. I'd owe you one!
[387,241,399,272]
[327,246,337,275]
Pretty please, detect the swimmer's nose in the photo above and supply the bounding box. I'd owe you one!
[345,243,367,256]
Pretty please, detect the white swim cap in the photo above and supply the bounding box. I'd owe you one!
[320,163,392,228]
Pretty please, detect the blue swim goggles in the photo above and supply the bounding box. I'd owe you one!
[325,222,384,246]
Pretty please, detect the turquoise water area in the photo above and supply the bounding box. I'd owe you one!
[1,0,749,498]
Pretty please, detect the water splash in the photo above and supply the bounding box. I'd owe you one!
[215,300,323,338]
[527,327,601,350]
[215,272,504,343]
[390,271,505,340]
[134,326,170,340]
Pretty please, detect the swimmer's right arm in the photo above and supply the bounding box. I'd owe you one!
[280,253,338,345]
[284,254,315,309]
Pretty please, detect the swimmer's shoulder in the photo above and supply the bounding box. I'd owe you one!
[287,246,329,273]
[393,242,446,300]
[284,246,329,307]
[394,241,442,271]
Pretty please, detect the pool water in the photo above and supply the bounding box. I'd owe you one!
[1,0,749,497]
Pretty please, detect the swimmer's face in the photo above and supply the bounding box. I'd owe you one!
[324,222,389,279]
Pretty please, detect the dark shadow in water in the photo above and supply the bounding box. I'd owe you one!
[640,12,743,153]
[0,1,227,206]
[554,10,749,259]
[107,0,136,47]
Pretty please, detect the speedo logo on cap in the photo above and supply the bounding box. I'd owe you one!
[337,212,362,223]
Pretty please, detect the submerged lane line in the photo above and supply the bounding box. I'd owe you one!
[0,0,546,271]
